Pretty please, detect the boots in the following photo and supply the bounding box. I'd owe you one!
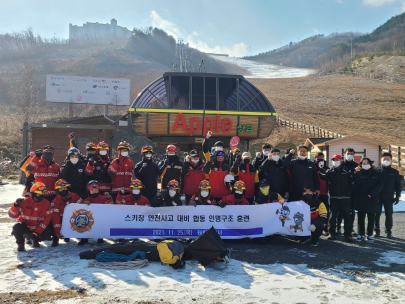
[32,240,40,248]
[17,243,26,252]
[64,238,70,243]
[25,238,32,245]
[78,239,89,245]
[51,237,59,247]
[97,238,104,244]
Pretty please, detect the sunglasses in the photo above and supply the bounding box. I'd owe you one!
[216,152,225,156]
[299,151,308,155]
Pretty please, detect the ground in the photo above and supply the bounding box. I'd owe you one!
[353,55,405,78]
[1,184,405,304]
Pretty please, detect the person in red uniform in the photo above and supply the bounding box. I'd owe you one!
[51,179,81,247]
[218,181,250,207]
[182,149,206,205]
[203,150,231,201]
[8,182,54,251]
[232,152,259,205]
[26,145,60,202]
[115,179,150,205]
[189,180,217,206]
[85,141,112,193]
[108,141,134,201]
[77,180,113,245]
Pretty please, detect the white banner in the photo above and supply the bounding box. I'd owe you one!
[61,202,311,239]
[46,75,130,105]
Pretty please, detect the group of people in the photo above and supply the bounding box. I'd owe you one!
[9,131,402,251]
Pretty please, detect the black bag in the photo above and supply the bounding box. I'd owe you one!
[186,226,229,267]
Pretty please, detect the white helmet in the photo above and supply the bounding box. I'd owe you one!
[224,174,235,186]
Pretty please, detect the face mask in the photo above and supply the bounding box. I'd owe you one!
[260,187,270,196]
[382,160,391,167]
[89,192,99,198]
[59,190,69,197]
[145,154,152,159]
[200,190,209,197]
[298,155,307,160]
[70,158,79,165]
[191,159,199,164]
[169,190,176,197]
[346,155,354,161]
[121,152,129,157]
[263,151,271,156]
[132,189,140,195]
[234,191,243,200]
[243,159,250,164]
[362,164,371,170]
[42,152,53,162]
[272,155,280,162]
[216,147,223,151]
[87,151,96,156]
[32,194,44,202]
[99,150,107,156]
[303,193,313,202]
[333,160,341,167]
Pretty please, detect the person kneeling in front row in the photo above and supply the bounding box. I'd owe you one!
[217,181,250,207]
[151,180,182,207]
[189,180,217,206]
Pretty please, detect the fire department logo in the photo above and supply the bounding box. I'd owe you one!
[69,209,95,233]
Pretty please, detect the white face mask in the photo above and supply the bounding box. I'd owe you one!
[132,189,140,195]
[99,150,107,156]
[191,159,199,164]
[332,160,341,167]
[346,154,354,161]
[145,154,152,159]
[272,155,280,162]
[70,158,79,164]
[200,190,209,197]
[216,147,223,151]
[235,190,243,195]
[362,164,371,170]
[298,155,307,160]
[167,153,175,156]
[121,152,129,157]
[382,160,391,167]
[169,190,176,197]
[263,151,271,156]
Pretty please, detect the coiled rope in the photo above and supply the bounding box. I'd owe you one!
[88,250,149,269]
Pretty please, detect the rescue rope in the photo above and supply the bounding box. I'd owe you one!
[88,250,149,269]
[88,259,149,269]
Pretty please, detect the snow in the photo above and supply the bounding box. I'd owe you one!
[1,184,405,303]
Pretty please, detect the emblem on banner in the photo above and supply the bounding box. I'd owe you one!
[69,209,95,233]
[290,212,304,232]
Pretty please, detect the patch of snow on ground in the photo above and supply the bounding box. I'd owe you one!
[373,250,405,267]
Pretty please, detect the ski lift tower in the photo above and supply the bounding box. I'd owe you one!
[172,39,194,72]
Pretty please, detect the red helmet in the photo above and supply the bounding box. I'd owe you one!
[199,180,212,189]
[141,145,153,154]
[233,180,246,190]
[97,141,109,150]
[167,179,180,189]
[30,182,47,194]
[86,142,97,151]
[55,179,70,190]
[87,180,100,190]
[130,179,143,189]
[166,145,177,153]
[117,141,130,150]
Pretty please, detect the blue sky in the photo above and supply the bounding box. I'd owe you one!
[0,0,403,56]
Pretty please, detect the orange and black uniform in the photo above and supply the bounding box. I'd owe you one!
[158,155,183,190]
[85,155,112,192]
[51,192,81,235]
[108,155,134,195]
[78,194,113,205]
[116,192,150,205]
[26,156,60,199]
[189,194,216,206]
[219,195,249,206]
[232,162,259,202]
[307,196,328,244]
[182,160,206,204]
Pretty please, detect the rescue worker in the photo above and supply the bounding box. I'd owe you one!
[253,143,272,180]
[254,179,283,204]
[301,186,328,246]
[115,179,150,206]
[181,149,206,205]
[202,131,229,162]
[232,152,259,204]
[19,151,36,197]
[26,145,60,202]
[218,180,250,207]
[59,147,88,198]
[134,145,159,202]
[189,180,217,206]
[51,179,81,246]
[314,151,330,234]
[84,142,98,162]
[85,141,112,194]
[77,180,113,245]
[228,148,241,174]
[8,182,54,251]
[158,145,183,190]
[108,141,134,201]
[203,150,231,201]
[151,180,182,207]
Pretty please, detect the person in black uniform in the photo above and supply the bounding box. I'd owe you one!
[158,145,183,190]
[59,147,88,198]
[134,145,159,202]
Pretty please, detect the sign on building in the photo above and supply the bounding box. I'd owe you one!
[46,75,130,105]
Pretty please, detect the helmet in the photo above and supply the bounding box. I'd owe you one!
[130,179,143,189]
[97,141,109,150]
[86,142,97,150]
[117,141,130,150]
[224,174,235,186]
[67,147,80,156]
[43,145,54,153]
[199,180,212,189]
[167,179,180,189]
[166,145,177,153]
[233,180,246,190]
[87,180,100,190]
[30,182,47,194]
[141,145,153,154]
[259,179,270,187]
[55,179,71,190]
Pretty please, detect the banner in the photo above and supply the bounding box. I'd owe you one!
[61,202,311,239]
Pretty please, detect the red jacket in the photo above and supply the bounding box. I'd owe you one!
[220,195,249,205]
[27,156,60,197]
[238,163,258,199]
[182,162,206,196]
[209,167,231,199]
[8,197,53,235]
[116,193,150,205]
[318,172,328,196]
[78,194,113,204]
[108,155,134,194]
[189,194,216,205]
[51,192,81,234]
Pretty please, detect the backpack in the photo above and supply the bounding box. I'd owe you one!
[157,240,185,269]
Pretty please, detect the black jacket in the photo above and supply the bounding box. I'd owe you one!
[283,153,320,193]
[343,160,359,173]
[319,164,353,198]
[151,190,182,207]
[86,156,112,184]
[260,159,290,196]
[354,168,384,213]
[134,157,159,198]
[377,166,402,202]
[158,155,183,190]
[253,153,267,181]
[254,190,281,204]
[60,160,88,198]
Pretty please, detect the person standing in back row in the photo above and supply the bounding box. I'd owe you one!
[158,145,183,191]
[134,145,159,202]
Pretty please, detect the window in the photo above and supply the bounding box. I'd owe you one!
[205,77,216,110]
[134,76,169,108]
[171,76,190,109]
[219,78,237,110]
[192,77,204,109]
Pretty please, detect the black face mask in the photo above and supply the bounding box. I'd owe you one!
[243,159,250,164]
[303,193,314,202]
[89,192,99,198]
[234,192,244,200]
[168,155,176,163]
[87,151,96,157]
[42,152,53,162]
[59,190,69,198]
[32,194,44,202]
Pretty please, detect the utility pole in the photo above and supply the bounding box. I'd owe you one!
[350,33,353,60]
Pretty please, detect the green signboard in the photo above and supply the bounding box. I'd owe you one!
[275,142,297,159]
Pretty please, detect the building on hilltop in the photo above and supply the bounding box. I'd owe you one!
[69,19,132,41]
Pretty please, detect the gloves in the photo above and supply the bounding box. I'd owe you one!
[29,232,40,242]
[219,202,226,208]
[206,131,212,139]
[310,224,316,232]
[104,192,111,199]
[68,132,75,140]
[318,161,324,168]
[14,198,24,207]
[394,198,399,205]
[115,159,120,165]
[88,158,94,166]
[35,149,43,158]
[55,233,64,239]
[84,201,91,205]
[29,151,35,157]
[190,201,197,207]
[185,155,190,162]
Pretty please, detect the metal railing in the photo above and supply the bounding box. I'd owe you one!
[276,117,344,139]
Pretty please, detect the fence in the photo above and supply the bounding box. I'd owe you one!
[382,145,405,167]
[276,117,344,139]
[319,71,405,84]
